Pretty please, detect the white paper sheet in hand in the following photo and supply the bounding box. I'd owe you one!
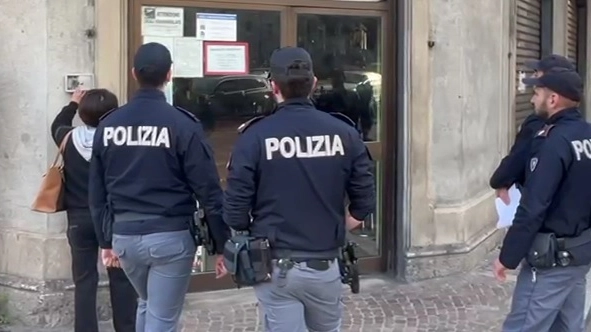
[495,184,521,229]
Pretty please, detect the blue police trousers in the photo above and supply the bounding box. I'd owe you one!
[254,259,344,332]
[112,230,196,332]
[502,261,591,332]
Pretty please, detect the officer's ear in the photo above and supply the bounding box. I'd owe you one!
[165,69,172,83]
[312,76,318,92]
[271,80,280,95]
[131,68,138,82]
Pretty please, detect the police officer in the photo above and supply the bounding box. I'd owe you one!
[88,42,230,332]
[493,67,591,332]
[489,54,575,203]
[223,47,376,332]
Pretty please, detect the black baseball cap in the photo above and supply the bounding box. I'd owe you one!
[522,67,583,102]
[525,54,575,72]
[269,47,314,83]
[133,42,172,75]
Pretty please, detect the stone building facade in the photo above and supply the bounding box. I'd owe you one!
[0,0,588,326]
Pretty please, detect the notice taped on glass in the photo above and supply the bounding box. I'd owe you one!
[173,38,204,78]
[142,6,184,37]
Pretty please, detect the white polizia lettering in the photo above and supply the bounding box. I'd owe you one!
[571,139,591,161]
[264,135,345,160]
[103,126,171,148]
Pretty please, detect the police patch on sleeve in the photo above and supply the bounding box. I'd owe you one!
[530,157,538,172]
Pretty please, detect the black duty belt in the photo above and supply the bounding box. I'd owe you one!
[556,228,591,250]
[290,258,335,271]
[272,249,339,272]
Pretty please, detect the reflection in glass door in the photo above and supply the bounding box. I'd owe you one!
[295,11,384,259]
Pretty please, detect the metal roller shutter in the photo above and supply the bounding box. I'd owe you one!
[515,0,542,130]
[567,0,579,66]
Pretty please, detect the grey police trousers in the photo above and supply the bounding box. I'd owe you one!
[502,261,591,332]
[113,230,196,332]
[254,258,344,332]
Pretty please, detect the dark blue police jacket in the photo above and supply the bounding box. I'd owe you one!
[499,108,591,269]
[88,88,230,252]
[489,113,545,189]
[223,98,376,252]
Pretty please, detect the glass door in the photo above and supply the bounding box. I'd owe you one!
[289,8,389,271]
[130,1,393,292]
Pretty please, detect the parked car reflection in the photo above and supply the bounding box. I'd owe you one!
[315,71,381,100]
[199,75,274,118]
[174,75,275,133]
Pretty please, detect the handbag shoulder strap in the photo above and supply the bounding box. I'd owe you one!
[51,130,74,167]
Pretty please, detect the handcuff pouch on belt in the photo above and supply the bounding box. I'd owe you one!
[526,233,557,268]
[223,234,272,287]
[527,229,591,268]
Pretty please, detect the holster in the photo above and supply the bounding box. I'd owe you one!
[223,235,273,287]
[192,206,215,255]
[339,241,360,294]
[188,211,203,247]
[526,233,557,268]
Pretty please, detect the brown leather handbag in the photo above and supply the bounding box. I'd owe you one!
[31,131,73,213]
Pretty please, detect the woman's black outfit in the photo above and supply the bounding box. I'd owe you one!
[51,102,138,332]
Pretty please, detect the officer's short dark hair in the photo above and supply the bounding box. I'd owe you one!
[275,78,314,99]
[135,67,169,88]
[78,89,118,127]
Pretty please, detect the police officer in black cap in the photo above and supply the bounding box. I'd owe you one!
[89,42,230,332]
[223,46,376,331]
[493,67,591,332]
[490,54,576,203]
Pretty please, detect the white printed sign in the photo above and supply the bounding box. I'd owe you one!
[142,6,184,37]
[196,13,237,41]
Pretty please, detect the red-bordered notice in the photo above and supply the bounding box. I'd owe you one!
[203,41,249,75]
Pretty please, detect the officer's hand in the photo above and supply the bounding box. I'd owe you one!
[101,249,117,268]
[214,255,227,279]
[495,188,511,205]
[71,87,86,104]
[346,213,362,231]
[492,258,508,282]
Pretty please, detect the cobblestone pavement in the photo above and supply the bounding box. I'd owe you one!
[5,253,588,332]
[179,259,515,332]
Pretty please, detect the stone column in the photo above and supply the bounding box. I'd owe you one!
[401,0,511,280]
[0,0,97,326]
